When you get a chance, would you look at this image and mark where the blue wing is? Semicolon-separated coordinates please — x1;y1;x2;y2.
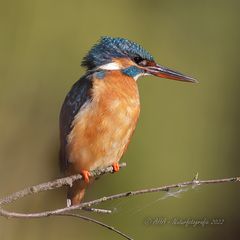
59;73;93;172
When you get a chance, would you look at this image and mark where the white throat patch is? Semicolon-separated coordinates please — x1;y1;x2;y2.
99;62;150;81
99;62;121;70
133;72;150;81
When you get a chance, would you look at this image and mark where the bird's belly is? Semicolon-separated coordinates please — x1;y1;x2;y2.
67;98;140;172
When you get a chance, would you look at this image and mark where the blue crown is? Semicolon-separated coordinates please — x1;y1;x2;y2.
81;36;154;70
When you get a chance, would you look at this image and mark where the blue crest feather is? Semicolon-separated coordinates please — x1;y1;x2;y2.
81;36;154;70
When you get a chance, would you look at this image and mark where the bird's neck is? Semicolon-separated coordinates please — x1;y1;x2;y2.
92;70;140;105
121;66;146;80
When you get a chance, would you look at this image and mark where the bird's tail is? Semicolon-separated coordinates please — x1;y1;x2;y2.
67;180;88;206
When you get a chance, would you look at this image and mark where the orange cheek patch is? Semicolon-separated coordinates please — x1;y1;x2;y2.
113;58;135;68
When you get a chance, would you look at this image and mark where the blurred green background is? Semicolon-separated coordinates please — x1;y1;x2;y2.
0;0;240;239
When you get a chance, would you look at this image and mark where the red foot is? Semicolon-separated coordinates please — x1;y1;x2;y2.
112;162;120;172
81;170;91;183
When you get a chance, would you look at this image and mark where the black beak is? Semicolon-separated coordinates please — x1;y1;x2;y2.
146;64;198;83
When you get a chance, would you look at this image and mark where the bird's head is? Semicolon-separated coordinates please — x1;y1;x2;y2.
82;36;197;83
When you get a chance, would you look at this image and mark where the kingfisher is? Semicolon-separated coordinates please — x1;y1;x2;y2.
59;36;197;206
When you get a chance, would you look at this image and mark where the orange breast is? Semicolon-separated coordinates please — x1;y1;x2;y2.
66;71;140;173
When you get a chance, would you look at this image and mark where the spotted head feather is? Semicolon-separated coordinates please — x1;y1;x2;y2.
81;36;154;70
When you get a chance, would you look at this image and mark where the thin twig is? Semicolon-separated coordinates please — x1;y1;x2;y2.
57;213;133;240
81;207;112;214
72;176;240;209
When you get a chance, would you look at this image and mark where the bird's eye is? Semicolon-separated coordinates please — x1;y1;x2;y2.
134;57;148;67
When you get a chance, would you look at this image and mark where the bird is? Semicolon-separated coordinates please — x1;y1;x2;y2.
59;36;197;206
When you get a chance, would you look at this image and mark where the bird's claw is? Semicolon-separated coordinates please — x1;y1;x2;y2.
81;170;91;183
112;163;120;172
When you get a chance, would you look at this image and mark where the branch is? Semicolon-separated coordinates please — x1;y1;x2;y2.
0;163;239;240
0;162;126;206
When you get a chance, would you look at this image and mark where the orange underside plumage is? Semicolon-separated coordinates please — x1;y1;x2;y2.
66;70;140;205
